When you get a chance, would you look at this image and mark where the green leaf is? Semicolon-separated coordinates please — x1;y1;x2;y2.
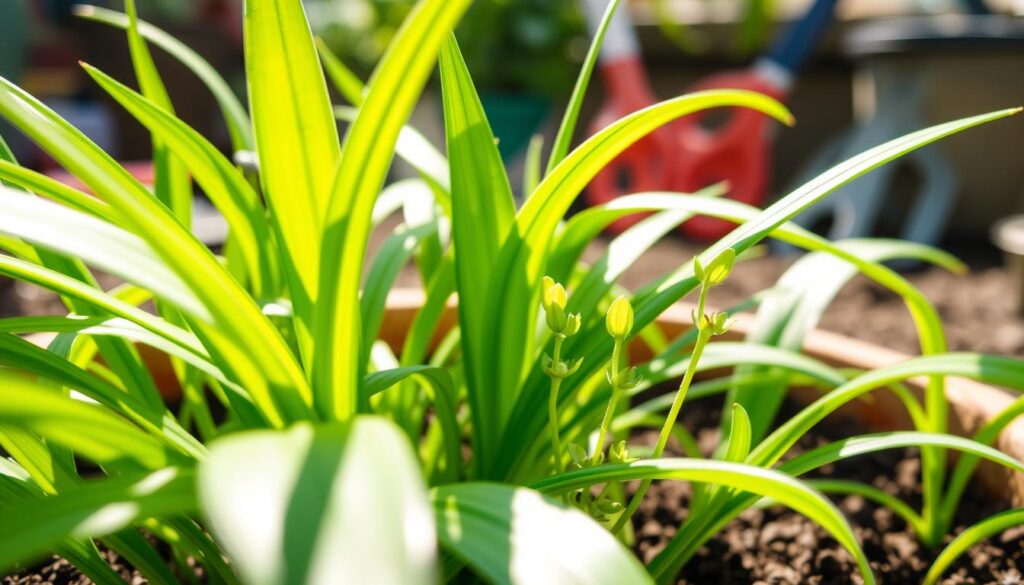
0;160;116;220
483;91;791;478
432;483;651;585
198;417;436;585
0;427;79;495
0;375;183;470
315;37;365;106
0;463;133;585
0;333;203;460
245;0;340;361
722;404;751;463
924;508;1024;585
123;0;191;223
651;354;1024;580
72;4;253;151
83;63;278;296
102;529;180;585
751;354;1024;471
779;431;1024;478
532;458;874;584
438;34;517;469
807;479;926;535
941;393;1024;530
365;365;460;483
313;0;471;421
0;77;312;427
546;0;625;173
728;238;960;444
0;186;204;317
360;223;438;374
0;256;201;354
0;467;195;572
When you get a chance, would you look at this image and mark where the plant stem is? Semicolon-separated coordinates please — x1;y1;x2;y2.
611;326;713;535
548;335;566;473
593;337;623;466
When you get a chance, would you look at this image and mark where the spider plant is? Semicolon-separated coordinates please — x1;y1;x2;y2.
0;0;1022;583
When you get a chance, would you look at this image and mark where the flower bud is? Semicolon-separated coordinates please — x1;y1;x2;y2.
541;276;569;333
605;296;633;339
699;248;736;288
541;276;567;311
564;313;582;336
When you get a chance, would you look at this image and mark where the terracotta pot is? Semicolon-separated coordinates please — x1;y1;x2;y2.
380;288;1024;506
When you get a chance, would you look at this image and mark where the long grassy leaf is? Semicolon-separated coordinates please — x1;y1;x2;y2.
245;0;340;362
0;77;312;426
0;160;116;220
313;0;471;421
0;186;204;317
0;467;195;572
438;34;517;469
924;508;1024;585
0;373;188;468
365;365;460;483
545;0;624;173
480;92;791;478
532;458;874;584
84;63;277;296
124;0;191;223
72;4;253;151
360;223;438;374
651;353;1024;579
727;239;961;443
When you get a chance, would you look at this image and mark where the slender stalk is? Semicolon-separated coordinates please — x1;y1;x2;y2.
548;335;566;472
612;326;713;534
593;338;624;466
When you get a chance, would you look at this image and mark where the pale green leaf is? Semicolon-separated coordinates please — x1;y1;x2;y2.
198;417;436;585
433;483;651;585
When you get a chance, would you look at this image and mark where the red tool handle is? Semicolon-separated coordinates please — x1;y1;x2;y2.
580;0;672;233
671;70;787;240
585;57;671;232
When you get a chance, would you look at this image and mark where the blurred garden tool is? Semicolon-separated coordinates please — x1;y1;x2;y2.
776;12;1024;255
673;0;839;240
581;0;673;232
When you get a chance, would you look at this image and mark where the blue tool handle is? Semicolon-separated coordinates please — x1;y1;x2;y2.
765;0;840;74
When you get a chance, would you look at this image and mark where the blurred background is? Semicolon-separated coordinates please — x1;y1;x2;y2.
3;0;1024;355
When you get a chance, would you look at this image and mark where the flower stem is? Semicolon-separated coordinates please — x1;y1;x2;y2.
593;337;623;466
548;336;566;473
611;325;713;535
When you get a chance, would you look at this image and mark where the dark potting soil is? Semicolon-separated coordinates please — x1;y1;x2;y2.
631;398;1024;584
4;551;143;585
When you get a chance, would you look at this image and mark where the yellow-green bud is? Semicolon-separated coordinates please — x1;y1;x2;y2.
542;276;567;311
605;296;633;339
541;276;569;332
564;313;582;337
694;249;736;288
